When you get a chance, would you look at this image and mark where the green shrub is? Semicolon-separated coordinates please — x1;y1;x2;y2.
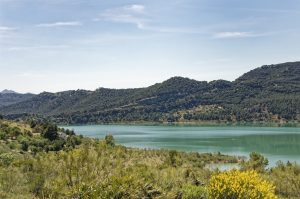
241;152;269;173
181;184;208;199
105;134;115;146
270;161;300;198
0;153;14;166
41;124;58;141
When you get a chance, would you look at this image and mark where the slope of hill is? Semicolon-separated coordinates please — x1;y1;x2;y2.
0;62;299;124
0;91;35;107
1;89;18;94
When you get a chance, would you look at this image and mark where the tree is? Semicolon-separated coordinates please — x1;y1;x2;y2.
241;152;269;173
105;134;115;147
41;124;58;141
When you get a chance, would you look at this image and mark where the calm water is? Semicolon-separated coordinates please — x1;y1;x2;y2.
62;125;300;167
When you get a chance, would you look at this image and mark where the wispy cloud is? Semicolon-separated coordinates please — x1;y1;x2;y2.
0;26;17;31
213;31;263;39
0;25;17;38
140;25;204;34
240;8;300;14
95;4;146;29
36;21;82;27
124;4;145;13
6;45;70;51
95;4;203;34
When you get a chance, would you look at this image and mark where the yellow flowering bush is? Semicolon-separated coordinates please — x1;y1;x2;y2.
208;170;277;199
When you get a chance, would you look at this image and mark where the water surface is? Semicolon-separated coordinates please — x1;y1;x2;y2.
62;125;300;167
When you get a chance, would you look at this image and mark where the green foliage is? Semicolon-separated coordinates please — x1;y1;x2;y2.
0;92;34;107
241;152;269;173
0;120;83;154
169;150;178;167
0;120;299;198
104;134;115;146
1;62;300;124
269;161;300;198
0;120;239;198
0;153;14;166
181;184;208;199
41;123;58;141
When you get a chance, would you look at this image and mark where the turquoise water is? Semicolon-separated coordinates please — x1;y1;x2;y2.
62;125;300;167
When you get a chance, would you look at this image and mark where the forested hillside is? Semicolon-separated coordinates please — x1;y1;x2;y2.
1;62;299;124
0;91;35;107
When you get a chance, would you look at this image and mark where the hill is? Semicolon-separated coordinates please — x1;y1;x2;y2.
0;91;35;107
1;89;18;94
0;62;299;124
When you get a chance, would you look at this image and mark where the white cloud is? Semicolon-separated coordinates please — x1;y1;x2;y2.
0;26;16;31
124;4;145;13
139;25;203;34
100;13;144;25
96;5;203;34
36;21;82;27
97;4;146;29
213;31;262;39
0;25;17;38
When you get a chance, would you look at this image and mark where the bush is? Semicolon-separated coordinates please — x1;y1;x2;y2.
0;132;7;140
169;150;178;167
105;134;115;146
208;170;277;199
41;124;58;141
241;152;269;173
270;161;300;198
0;153;14;166
181;184;208;199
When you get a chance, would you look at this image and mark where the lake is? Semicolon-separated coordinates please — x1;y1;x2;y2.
62;124;300;167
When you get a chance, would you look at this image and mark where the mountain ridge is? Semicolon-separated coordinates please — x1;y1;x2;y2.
1;89;18;94
0;61;299;124
0;91;35;107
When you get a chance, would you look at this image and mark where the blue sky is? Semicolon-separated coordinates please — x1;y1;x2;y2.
0;0;300;93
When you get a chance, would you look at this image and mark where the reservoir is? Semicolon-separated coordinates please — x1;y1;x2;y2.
63;124;300;167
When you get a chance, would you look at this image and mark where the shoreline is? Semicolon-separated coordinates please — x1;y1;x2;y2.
59;120;300;127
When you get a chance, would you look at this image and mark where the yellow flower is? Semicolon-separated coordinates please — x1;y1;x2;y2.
208;170;277;199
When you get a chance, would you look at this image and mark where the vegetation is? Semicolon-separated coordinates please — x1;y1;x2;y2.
241;152;269;173
0;119;299;198
0;62;299;124
269;161;300;198
208;170;277;199
0;118;81;154
0;91;34;107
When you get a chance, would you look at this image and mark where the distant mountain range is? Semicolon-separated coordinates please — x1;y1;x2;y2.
0;90;35;107
0;62;299;124
1;89;18;94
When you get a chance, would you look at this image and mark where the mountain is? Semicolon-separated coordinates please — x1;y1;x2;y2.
1;89;18;94
0;90;35;107
0;62;299;124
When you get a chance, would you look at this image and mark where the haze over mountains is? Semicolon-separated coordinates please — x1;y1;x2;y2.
0;62;299;124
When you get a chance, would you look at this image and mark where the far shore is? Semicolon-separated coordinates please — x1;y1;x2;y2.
59;120;300;127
